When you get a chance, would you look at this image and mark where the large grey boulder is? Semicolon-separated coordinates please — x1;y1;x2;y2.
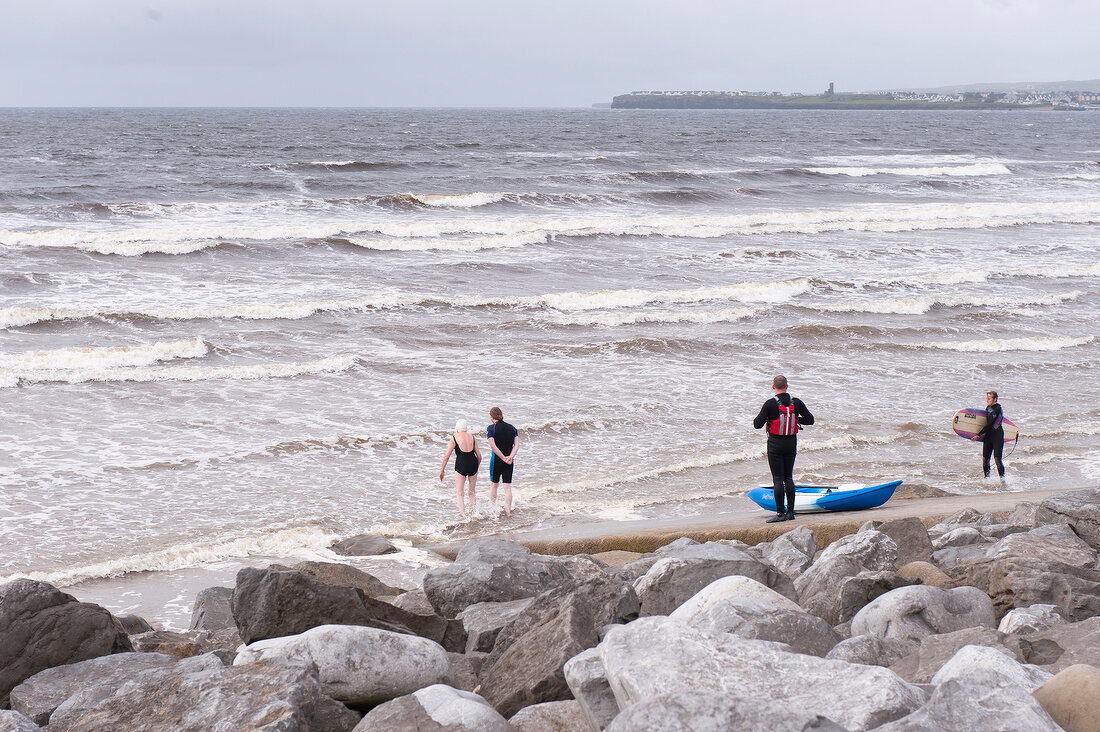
933;526;985;550
826;635;916;668
890;627;1029;683
670;576;839;656
933;544;993;570
234;624;452;707
604;691;846;732
1036;487;1100;550
563;648;619;731
850;585;995;645
9;652;181;725
927;508;984;538
508;700;590;732
129;627;242;659
456;598;532;653
759;525;817;580
1019;616;1100;673
389;589;434;615
189;586;236;631
352;684;508;731
986;524;1097;568
0;711;39;732
986;556;1100;621
795;530;900;624
931;645;1052;691
876;517;934;566
479;576;638;718
232;567;464;650
0;579;132;708
876;649;1061;731
423;539;571;619
998;604;1065;635
1032;664;1100;732
330;533;397;557
634;551;796;616
47;657;358;732
485;576;638;671
290;561;404;598
595;616;922;730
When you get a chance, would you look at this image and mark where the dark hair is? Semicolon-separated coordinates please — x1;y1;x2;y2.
987;390;998;400
773;375;788;390
489;406;503;420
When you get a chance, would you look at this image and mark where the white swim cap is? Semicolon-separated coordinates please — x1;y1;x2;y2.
454;419;468;433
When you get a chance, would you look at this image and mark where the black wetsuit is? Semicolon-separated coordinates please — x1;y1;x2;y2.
976;402;1005;478
753;394;815;514
452;437;480;477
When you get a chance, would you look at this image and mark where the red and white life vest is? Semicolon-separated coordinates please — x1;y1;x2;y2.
769;395;799;436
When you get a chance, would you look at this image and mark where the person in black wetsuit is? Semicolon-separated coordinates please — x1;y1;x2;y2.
439;419;481;517
486;406;520;516
753;375;814;523
971;390;1006;481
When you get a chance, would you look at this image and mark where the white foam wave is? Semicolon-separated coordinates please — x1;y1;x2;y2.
1010;262;1100;279
913;335;1095;352
553;306;764;327
0;525;341;587
409;192;506;208
0;337;208;370
347;231;546;252
7;199;1100;253
807;163;1012;177
806;291;1083;315
533;278;810;312
4;279;809;328
3;354;356;387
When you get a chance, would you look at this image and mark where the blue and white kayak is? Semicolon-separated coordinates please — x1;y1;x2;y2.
747;480;902;513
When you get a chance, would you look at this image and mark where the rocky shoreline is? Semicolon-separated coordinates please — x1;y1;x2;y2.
2;488;1098;731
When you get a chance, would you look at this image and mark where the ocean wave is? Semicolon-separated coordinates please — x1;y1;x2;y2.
409;192;507;208
1009;262;1100;279
911;335;1095;352
3;353;357;387
805;162;1012;177
802;291;1083;315
532;278;810;312
552;306;764;327
0;524;341;587
7;199;1100;255
0;337;208;370
346;231;547;252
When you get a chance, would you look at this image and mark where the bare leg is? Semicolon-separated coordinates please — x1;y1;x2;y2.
502;482;513;515
490;481;498;507
454;473;466;516
466;474;477;514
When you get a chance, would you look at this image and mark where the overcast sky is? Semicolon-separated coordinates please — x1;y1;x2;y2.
1;0;1096;107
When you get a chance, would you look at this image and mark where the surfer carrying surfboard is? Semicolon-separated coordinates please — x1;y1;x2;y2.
753;375;815;523
971;390;1007;480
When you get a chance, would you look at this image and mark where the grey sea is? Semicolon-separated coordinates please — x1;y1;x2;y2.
1;108;1098;626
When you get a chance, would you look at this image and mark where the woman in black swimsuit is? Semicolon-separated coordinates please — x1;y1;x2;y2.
439;419;481;517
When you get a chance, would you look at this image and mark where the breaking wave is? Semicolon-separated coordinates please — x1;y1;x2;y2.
2;353;357;388
911;335;1095;352
0;337;208;370
806;162;1012;177
802;291;1083;315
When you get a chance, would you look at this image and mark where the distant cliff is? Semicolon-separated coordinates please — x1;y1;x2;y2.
610;92;1049;110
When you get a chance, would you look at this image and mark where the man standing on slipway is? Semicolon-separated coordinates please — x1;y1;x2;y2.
487;407;519;515
753;375;814;523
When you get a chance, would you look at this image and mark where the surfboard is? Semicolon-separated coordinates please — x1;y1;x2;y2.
952;408;1018;442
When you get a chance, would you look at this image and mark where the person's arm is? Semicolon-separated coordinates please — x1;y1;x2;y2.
439;438;455;480
505;435;519;464
796;399;814;427
752;401;772;430
488;437;505;460
473;436;481;462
